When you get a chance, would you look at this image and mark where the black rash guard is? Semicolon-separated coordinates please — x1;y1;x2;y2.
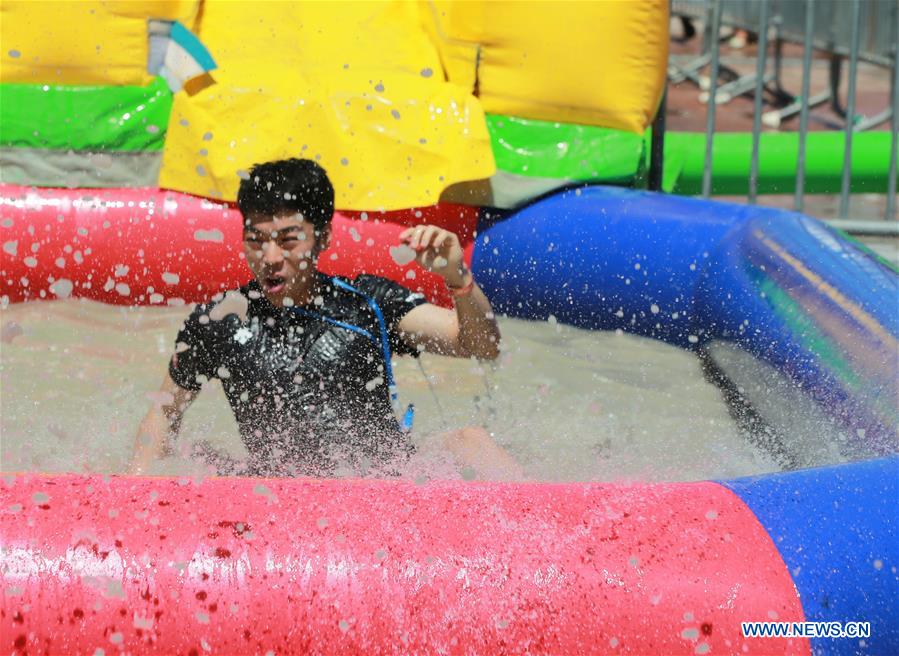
169;272;427;476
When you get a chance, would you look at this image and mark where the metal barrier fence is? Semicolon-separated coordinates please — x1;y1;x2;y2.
666;0;898;228
674;0;895;63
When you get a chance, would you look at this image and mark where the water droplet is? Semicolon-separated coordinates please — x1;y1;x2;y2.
194;229;224;243
49;278;73;299
389;244;416;266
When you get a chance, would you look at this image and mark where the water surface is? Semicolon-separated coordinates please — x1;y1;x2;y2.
1;298;778;481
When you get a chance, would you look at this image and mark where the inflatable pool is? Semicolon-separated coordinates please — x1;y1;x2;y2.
1;183;896;654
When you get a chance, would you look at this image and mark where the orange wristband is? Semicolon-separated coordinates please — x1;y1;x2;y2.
448;275;475;298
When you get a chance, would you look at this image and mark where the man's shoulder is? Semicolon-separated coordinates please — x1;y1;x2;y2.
344;274;425;305
183;282;259;331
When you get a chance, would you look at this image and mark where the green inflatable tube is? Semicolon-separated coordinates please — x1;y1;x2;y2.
0;78;892;198
486;114;645;184
0;78;171;152
665;131;893;196
487;115;893;196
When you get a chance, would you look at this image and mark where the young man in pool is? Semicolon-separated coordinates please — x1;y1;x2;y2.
129;158;520;479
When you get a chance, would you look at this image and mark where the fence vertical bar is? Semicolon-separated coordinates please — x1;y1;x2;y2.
702;0;723;198
887;2;898;221
648;89;667;192
749;0;771;204
839;0;861;219
794;0;815;212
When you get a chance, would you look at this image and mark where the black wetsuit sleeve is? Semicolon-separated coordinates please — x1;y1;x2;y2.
168;304;219;391
355;275;428;357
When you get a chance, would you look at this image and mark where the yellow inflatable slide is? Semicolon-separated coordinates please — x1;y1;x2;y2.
1;0;668;210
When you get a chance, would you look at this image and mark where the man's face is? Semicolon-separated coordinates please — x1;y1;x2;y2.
242;211;330;307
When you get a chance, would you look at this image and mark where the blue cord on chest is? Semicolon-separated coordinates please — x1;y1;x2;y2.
286;277;414;432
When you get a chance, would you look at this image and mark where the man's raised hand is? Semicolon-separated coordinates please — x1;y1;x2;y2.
398;224;469;288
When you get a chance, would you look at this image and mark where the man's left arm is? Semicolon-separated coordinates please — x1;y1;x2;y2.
395;225;500;361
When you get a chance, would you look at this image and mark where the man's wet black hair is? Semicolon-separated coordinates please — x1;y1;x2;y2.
237;158;335;232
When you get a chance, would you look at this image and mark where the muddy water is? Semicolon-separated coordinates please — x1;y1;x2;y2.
0;298;778;482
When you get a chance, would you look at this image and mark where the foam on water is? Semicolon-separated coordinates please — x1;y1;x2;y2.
0;298;779;481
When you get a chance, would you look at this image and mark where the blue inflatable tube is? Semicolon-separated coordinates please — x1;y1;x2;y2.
474;186;897;457
474;186;898;654
475;187;735;346
722;456;899;655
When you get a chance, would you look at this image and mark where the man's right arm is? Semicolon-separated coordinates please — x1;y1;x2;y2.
129;373;198;475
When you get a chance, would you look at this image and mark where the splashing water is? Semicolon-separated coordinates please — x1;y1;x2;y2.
0;299;779;481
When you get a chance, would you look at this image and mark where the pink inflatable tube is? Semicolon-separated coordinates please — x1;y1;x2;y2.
0;185;477;308
2;474;808;655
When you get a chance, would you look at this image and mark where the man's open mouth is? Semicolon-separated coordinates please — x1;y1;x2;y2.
263;274;286;293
